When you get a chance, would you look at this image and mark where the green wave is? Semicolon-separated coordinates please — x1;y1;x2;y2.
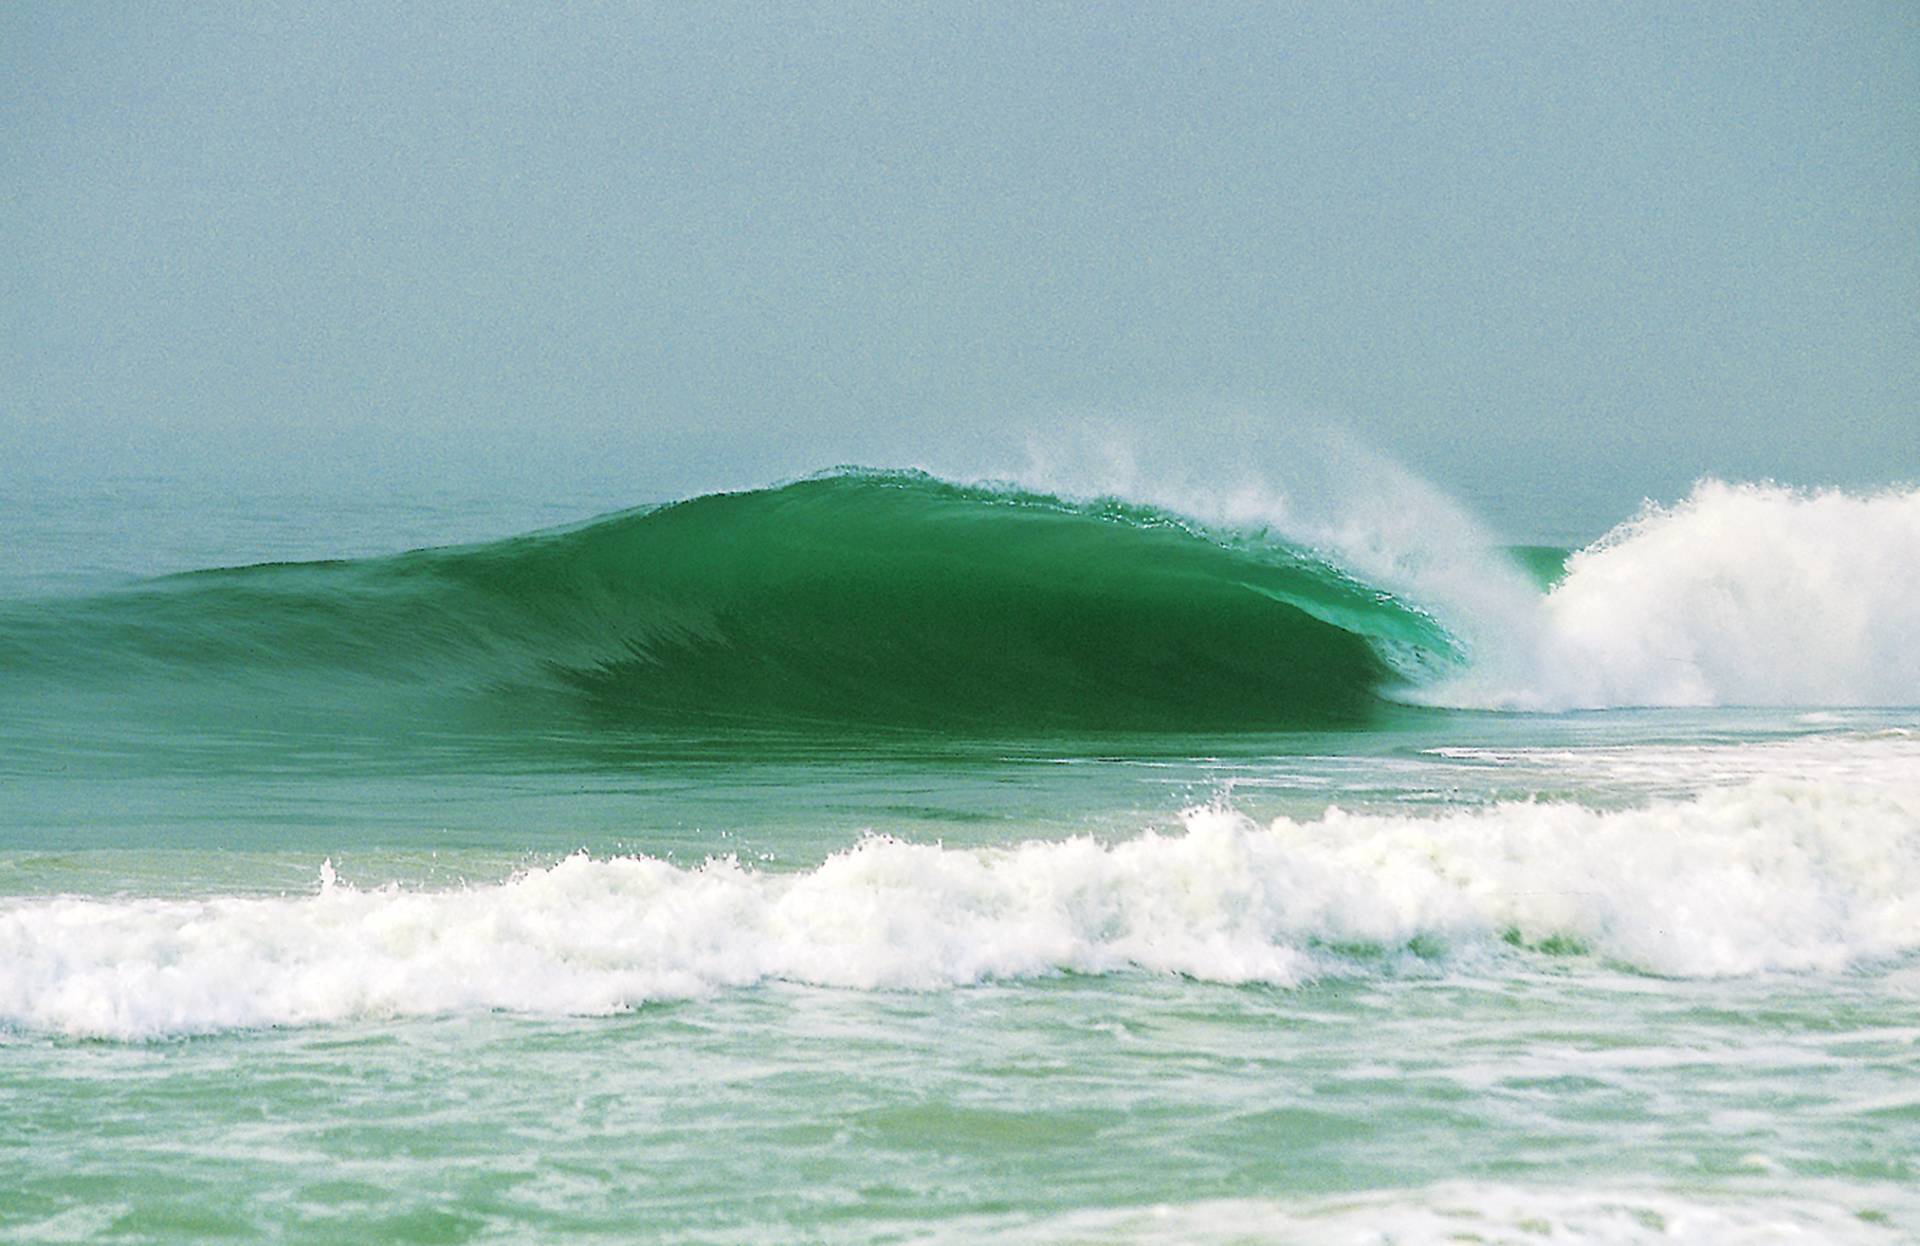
0;470;1461;732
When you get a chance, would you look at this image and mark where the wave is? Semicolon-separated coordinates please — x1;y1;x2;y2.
0;469;1456;731
3;470;1915;733
981;456;1920;712
1433;480;1920;711
6;776;1915;1038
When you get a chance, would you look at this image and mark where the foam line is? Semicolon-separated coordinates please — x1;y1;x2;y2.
5;776;1915;1038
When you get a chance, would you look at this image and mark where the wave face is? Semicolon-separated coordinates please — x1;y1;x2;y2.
5;776;1915;1038
0;470;1454;731
4;470;1914;730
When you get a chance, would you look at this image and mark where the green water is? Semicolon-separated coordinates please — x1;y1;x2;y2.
3;472;1917;1243
10;968;1915;1242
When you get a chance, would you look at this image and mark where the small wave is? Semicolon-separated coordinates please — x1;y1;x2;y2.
5;777;1914;1039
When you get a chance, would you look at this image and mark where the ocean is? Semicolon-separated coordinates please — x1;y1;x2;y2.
2;466;1916;1244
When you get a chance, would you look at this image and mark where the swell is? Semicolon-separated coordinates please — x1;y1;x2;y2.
0;470;1457;733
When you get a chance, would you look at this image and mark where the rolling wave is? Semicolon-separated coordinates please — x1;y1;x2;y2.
6;776;1914;1038
2;470;1914;733
0;470;1455;731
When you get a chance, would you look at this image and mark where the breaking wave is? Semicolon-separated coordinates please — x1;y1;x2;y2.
0;469;1453;731
2;471;1915;735
1436;480;1920;710
5;776;1915;1038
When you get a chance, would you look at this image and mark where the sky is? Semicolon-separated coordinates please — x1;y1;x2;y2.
4;2;1916;537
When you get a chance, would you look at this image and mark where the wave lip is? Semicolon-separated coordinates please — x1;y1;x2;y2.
5;776;1915;1039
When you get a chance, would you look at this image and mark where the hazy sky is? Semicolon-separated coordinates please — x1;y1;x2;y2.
5;2;1916;534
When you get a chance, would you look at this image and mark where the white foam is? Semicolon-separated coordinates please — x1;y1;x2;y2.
5;776;1917;1038
986;428;1920;709
997;417;1546;657
1425;731;1920;796
1435;480;1920;710
925;1183;1912;1245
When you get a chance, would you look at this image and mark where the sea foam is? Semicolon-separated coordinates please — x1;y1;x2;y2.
1000;436;1920;711
927;1183;1913;1245
1437;481;1920;710
4;776;1916;1039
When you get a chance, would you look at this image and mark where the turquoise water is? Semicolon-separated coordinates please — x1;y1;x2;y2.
3;470;1918;1243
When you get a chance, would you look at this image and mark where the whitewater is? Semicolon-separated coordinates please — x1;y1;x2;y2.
8;769;1919;1040
3;468;1917;1244
1450;480;1920;710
